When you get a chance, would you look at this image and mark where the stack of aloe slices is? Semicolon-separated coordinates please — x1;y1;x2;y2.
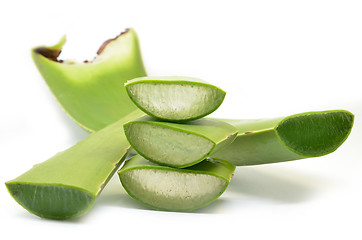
120;76;237;211
5;29;355;220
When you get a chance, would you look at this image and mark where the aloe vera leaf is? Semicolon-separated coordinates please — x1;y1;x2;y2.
32;28;146;132
5;110;143;219
118;155;235;211
124;116;238;168
125;76;226;122
211;110;354;166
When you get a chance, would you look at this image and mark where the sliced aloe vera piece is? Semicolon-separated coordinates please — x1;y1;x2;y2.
5;111;143;219
125;76;226;122
124;116;238;168
118;155;235;211
212;110;354;166
32;28;146;132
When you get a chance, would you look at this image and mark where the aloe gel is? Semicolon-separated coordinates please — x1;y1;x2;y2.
118;155;235;211
212;110;354;166
125;76;226;122
124;116;238;168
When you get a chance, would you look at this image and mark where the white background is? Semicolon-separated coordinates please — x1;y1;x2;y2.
1;0;361;239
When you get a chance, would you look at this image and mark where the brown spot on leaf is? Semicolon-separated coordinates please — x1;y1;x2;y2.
96;28;130;55
227;134;233;139
100;183;105;190
35;28;131;64
244;131;253;134
34;47;62;62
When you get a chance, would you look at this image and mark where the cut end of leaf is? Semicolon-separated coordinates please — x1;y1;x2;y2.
6;182;94;219
118;156;232;211
121;169;226;211
276;110;354;157
124;121;215;168
125;76;226;122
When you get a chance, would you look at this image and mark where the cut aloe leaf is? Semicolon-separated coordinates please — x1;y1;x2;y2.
32;28;146;132
5;111;143;219
118;155;235;211
124;116;238;168
125;76;226;122
212;110;354;166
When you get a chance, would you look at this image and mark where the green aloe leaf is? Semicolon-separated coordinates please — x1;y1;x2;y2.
5;111;143;219
32;28;146;132
118;155;235;212
212;110;354;166
125;76;226;122
124;116;238;168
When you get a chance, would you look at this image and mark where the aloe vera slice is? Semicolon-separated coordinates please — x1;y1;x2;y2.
118;155;235;211
124;116;238;168
125;76;226;122
32;28;146;132
5;111;143;219
211;110;354;166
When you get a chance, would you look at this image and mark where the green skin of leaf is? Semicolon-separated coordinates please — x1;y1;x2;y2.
31;28;147;132
5;110;144;219
21;31;353;216
125;76;226;122
118;155;235;211
211;110;354;166
124;116;238;168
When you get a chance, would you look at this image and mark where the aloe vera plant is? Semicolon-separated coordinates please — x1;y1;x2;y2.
118;155;235;211
124;116;238;168
32;28;146;132
5;111;143;219
125;76;226;122
7;26;355;219
212;110;354;166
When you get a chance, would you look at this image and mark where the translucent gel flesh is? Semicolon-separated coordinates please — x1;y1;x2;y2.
121;169;226;211
127;82;224;121
126;123;214;167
